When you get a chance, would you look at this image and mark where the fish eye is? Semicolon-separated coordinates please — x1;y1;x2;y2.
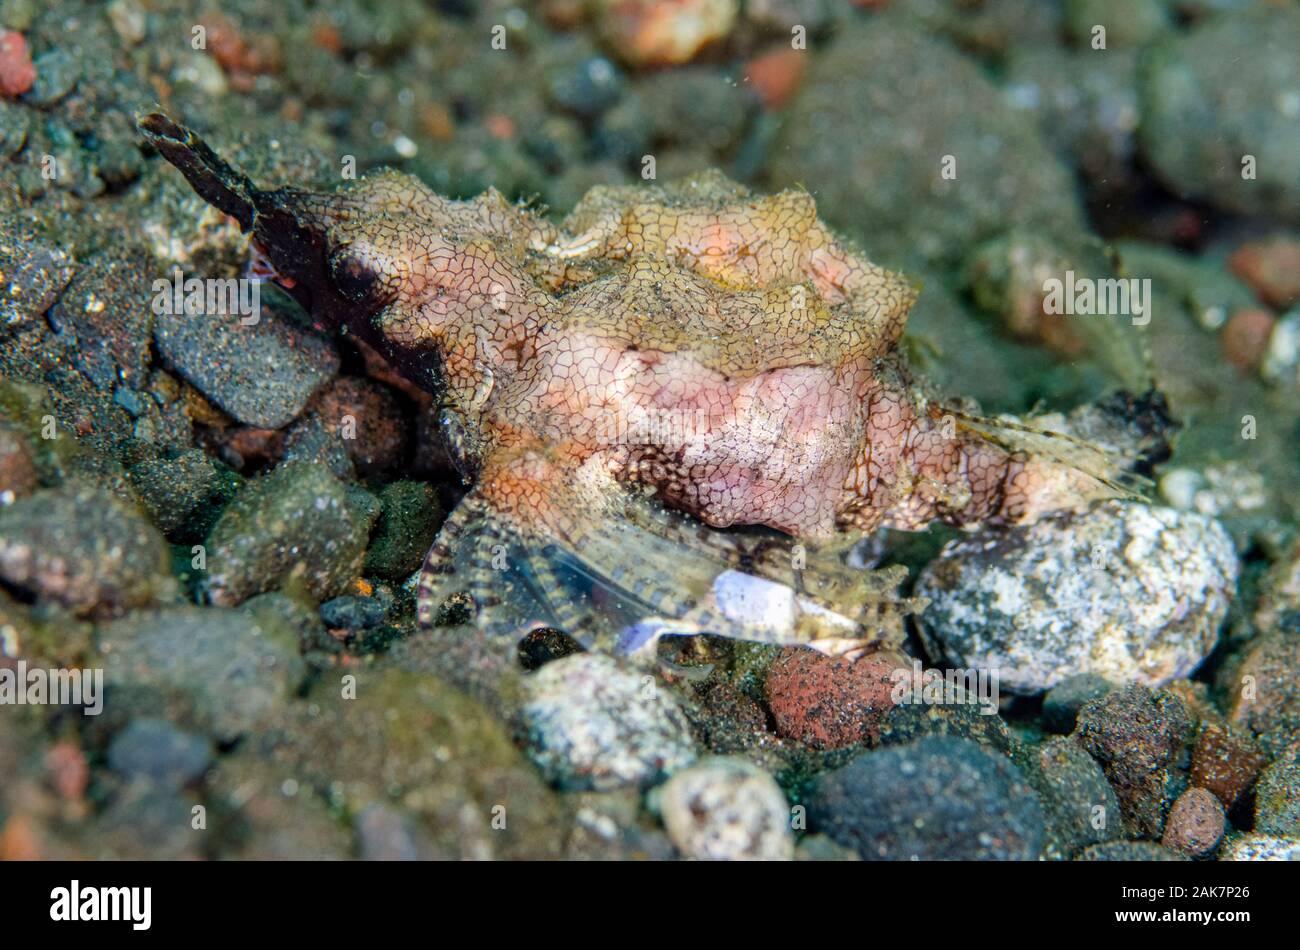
438;407;476;483
438;407;464;437
329;245;383;303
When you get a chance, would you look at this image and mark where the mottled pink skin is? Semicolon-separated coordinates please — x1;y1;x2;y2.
352;210;1055;539
503;335;869;535
483;325;1026;540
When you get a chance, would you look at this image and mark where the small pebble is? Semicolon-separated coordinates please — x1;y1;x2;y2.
654;757;793;861
1189;721;1267;810
1161;787;1224;857
0;97;28;156
1029;737;1121;857
25;48;78;105
204;462;377;606
1221;308;1275;374
320;593;389;631
1220;834;1300;862
1228;237;1300;310
354;804;431;861
289;377;408;476
1042;674;1114;735
43;740;89;802
107;718;213;790
126;449;241;541
744;46;806;110
1226;633;1300;757
516;626;584;671
520;653;697;791
106;0;147;46
1254;747;1300;837
548;55;623;118
763;648;899;750
1262;309;1300;385
594;0;737;68
153;304;338;430
0;421;38;503
0;484;173;618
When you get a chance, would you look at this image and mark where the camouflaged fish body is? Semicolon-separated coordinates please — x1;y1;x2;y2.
139;114;1130;660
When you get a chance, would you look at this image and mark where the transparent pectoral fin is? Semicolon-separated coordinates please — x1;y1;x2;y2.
416;482;917;665
949;405;1151;502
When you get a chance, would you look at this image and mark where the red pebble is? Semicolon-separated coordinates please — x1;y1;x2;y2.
764;648;901;749
1161;786;1224;857
1221;308;1275;374
1190;721;1267;809
44;741;89;802
0;30;36;98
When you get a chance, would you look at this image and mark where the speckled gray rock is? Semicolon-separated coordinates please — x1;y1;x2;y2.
1063;0;1170;48
1220;834;1300;862
1004;46;1140;192
1073;683;1192;838
1025;737;1121;858
203;462;376;606
239;669;566;859
521;654;697;791
363;481;443;581
1255;747;1300;837
653;757;793;861
1042;673;1115;734
769;14;1086;271
1137;6;1300;221
45;251;153;389
808;736;1045;861
107;718;213;790
127;448;241;540
0;484;174;618
97;605;304;742
153;303;338;429
0;237;75;326
917;501;1238;695
1078;841;1189;861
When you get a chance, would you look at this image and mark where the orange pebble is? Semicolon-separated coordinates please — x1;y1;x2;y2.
311;21;343;55
1229;238;1300;310
485;114;517;141
0;29;36;98
745;46;806;109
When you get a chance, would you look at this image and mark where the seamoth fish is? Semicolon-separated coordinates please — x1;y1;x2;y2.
138;113;1167;665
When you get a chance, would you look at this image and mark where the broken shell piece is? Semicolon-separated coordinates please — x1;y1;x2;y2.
615;568;860;659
